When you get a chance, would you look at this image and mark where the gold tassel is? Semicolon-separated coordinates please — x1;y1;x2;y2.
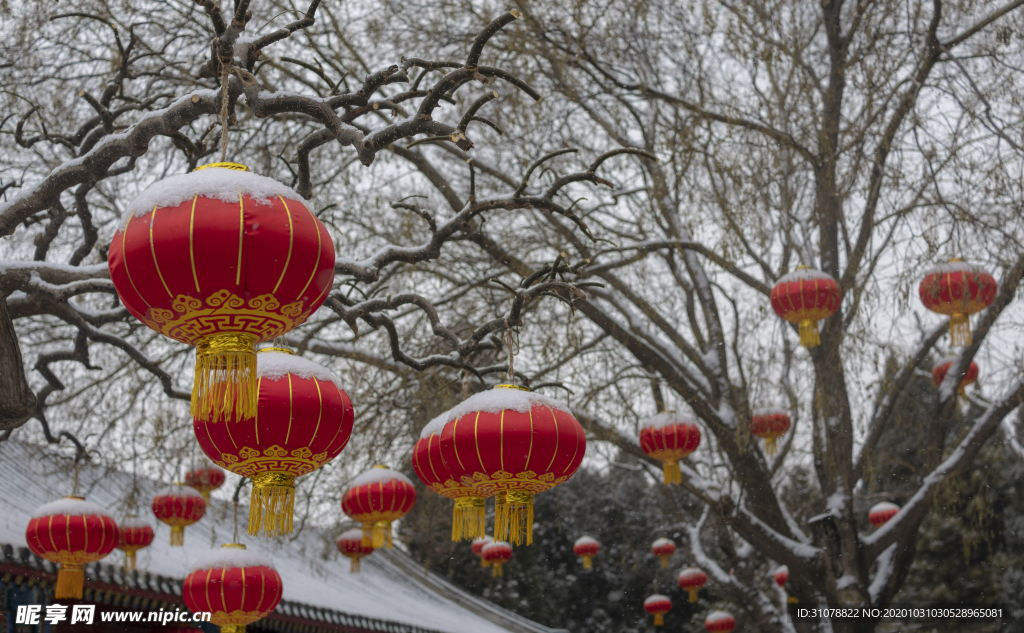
494;491;534;546
662;461;682;485
191;333;258;420
798;319;821;348
170;526;184;546
369;521;392;549
659;555;669;569
654;614;664;626
950;313;971;347
55;564;85;599
481;557;491;568
124;549;137;572
788;596;799;604
200;490;212;503
350;556;361;574
248;472;295;537
492;562;503;578
765;436;779;457
582;556;593;570
452;497;486;541
687;587;698;603
221;626;246;633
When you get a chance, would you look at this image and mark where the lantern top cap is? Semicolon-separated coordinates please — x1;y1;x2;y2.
32;496;110;518
679;566;706;576
259;346;295;355
752;407;789;418
870;501;900;512
222;543;246;549
574;535;600;546
419;411;450;439
435;383;570;428
64;495;86;501
705;611;735;622
495;384;530;392
640;410;696;430
347;465;413;490
120;516;152;529
156;484;205;500
776;267;836;284
190;544;275;573
644;594;671;605
193;162;250;172
338;528;365;541
922;259;993;277
472;535;495;545
652;537;674;547
256;350;343;389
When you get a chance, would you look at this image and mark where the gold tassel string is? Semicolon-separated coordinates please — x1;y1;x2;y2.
659;555;669;569
765;436;780;457
492;562;503;578
372;521;392;549
950;313;971;347
798;319;821;348
350;556;361;574
481;557;491;568
582;556;593;570
124;548;138;572
654;613;664;626
495;491;534;546
452;497;486;541
662;461;682;485
55;564;85;599
248;472;295;537
170;526;185;546
192;334;258;420
687;587;698;603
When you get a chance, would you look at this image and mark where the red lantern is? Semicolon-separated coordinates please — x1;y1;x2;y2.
482;541;513;577
644;594;671;627
195;348;354;537
639;412;700;485
774;564;789;587
117;516;155;571
109;163;336;421
185;464;226;502
919;260;997;347
183;544;283;633
151;484;206;546
705;611;736;632
471;536;494;567
412;414;486;541
341;466;417;549
678;566;708;603
749;409;791;457
26;497;118;599
932;355;979;397
770;267;842;348
868;502;899;527
336;528;374;573
438;385;586;546
651;537;676;568
573;536;600;570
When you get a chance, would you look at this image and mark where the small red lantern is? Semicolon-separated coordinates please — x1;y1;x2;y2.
152;484;206;546
438;385;586;546
117;516;155;571
644;594;671;627
336;528;374;573
194;349;354;537
932;355;979;397
705;611;736;632
341;466;417;549
868;502;899;527
678;566;708;603
573;536;600;570
472;536;494;567
651;537;676;568
639;412;701;485
412;414;486;541
26;497;118;599
482;541;513;577
919;260;997;347
109;163;336;422
770;267;842;348
184;464;226;503
750;409;791;457
774;564;789;587
183;544;283;633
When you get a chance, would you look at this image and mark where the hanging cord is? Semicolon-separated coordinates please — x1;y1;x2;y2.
502;320;519;384
216;44;258;163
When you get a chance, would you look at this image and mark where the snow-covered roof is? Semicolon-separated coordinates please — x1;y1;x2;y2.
257;350;343;389
0;441;562;633
439;386;569;427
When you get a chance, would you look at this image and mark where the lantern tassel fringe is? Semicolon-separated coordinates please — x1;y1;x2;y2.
124;550;137;572
481;558;490;568
363;521;392;549
687;587;698;603
492;562;503;578
950;314;971;347
248;474;295;537
765;436;779;457
798;319;821;348
582;556;593;570
659;556;669;569
170;526;185;547
349;557;361;574
56;564;85;600
495;492;534;546
221;626;246;633
662;461;682;485
654;614;664;626
451;497;486;542
192;334;258;420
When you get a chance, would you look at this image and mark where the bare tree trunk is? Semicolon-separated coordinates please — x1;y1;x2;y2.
0;297;36;430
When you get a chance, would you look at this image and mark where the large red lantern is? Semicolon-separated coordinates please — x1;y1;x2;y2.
644;594;671;627
705;611;736;632
109;163;336;422
336;528;374;573
639;412;701;485
151;484;206;546
919;260;997;347
185;464;226;503
195;348;354;537
573;536;600;569
651;537;676;568
678;566;708;603
749;408;791;457
341;466;417;549
868;502;899;527
770;267;842;348
774;564;789;587
482;541;512;577
438;385;586;546
932;355;979;397
183;544;283;633
471;536;494;567
117;516;155;571
412;414;486;541
26;497;118;599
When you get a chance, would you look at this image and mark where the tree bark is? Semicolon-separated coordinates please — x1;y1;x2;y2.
0;297;36;430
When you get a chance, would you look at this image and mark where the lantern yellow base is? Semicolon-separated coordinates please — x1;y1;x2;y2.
659;555;669;569
788;596;799;603
654;614;664;626
56;564;85;599
452;497;486;542
662;460;682;485
481;557;491;568
363;521;393;549
192;333;258;421
123;548;138;572
798;319;821;348
687;587;698;603
950;313;971;347
495;491;534;546
764;435;780;457
248;472;295;537
581;556;593;569
492;562;504;577
221;626;246;633
349;556;362;574
170;526;185;546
